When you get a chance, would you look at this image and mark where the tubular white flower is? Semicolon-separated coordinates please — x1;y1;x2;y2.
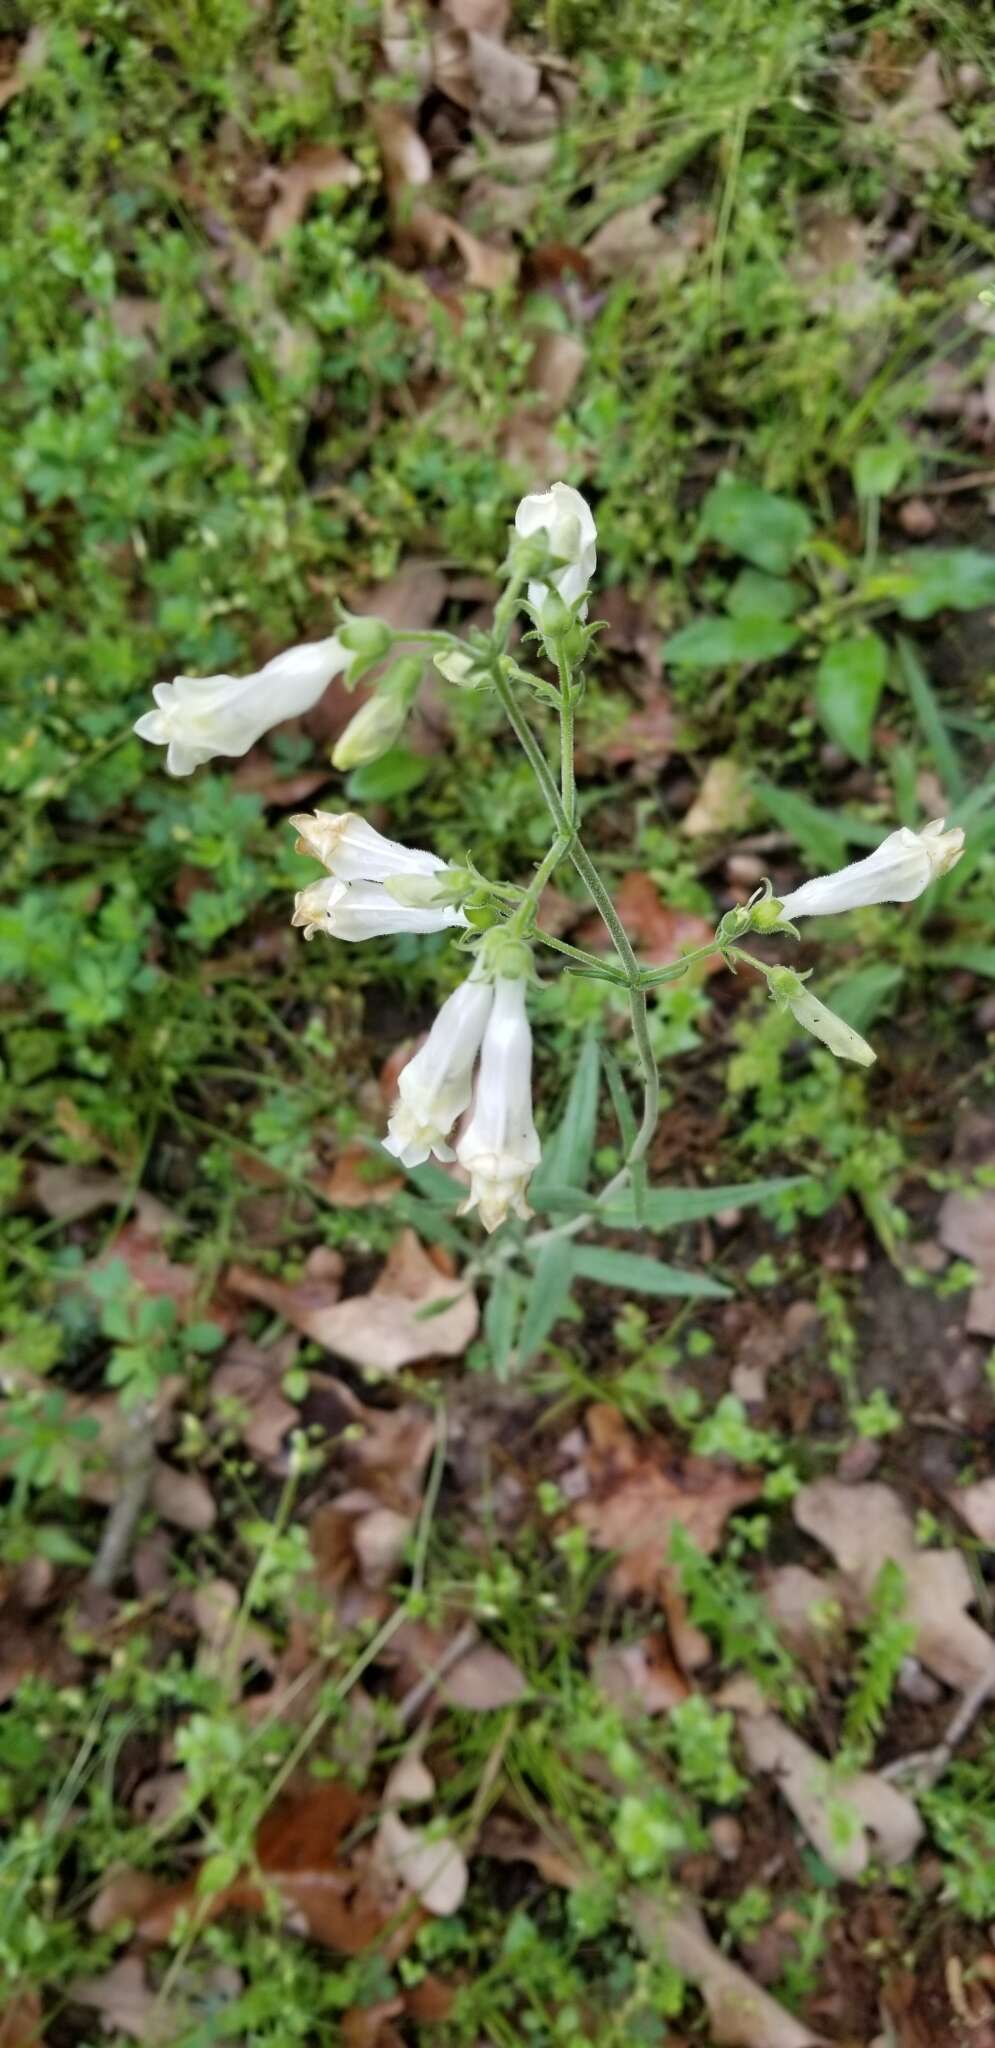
383;973;495;1168
779;819;965;921
456;976;540;1232
515;481;597;621
292;878;468;943
134;637;348;777
770;969;876;1067
290;811;444;885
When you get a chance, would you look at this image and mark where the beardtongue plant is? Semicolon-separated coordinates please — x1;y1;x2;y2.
135;483;966;1361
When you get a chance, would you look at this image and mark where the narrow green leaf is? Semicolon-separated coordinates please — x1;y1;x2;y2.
601;1045;637;1156
570;1245;730;1299
897;637;965;802
517;1241;577;1364
828;963;904;1032
700;481;812;573
600;1175;809;1230
895;548;995;621
529;1184;592;1217
663;615;799;669
936;946;995;980
484;1269;525;1378
405;1160;464;1209
532;1033;600;1199
814;632;888;765
752;779;849;868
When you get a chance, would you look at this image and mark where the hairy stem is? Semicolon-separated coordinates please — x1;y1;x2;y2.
492;664;660;1174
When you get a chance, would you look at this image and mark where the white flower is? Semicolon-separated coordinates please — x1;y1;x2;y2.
456;976;540;1231
383;973;495;1168
514;481;597;621
134;637;348;776
290;811;467;942
290;810;444;885
779;819;965;922
291;878;467;943
770;969;876;1067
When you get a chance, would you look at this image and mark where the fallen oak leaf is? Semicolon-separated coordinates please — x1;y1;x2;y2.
573;1403;760;1599
319;1142;403;1208
950;1477;995;1547
136;1780;397;1956
28;1163;177;1234
630;1894;825;2048
292;1231;478;1377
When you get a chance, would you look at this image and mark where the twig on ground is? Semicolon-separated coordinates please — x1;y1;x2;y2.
881;1659;995;1790
87;1404;157;1593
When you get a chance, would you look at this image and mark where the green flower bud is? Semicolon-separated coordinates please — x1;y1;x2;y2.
382;869;472;909
331;656;423;771
434;647;487;689
751;896;788;933
337;616;394;658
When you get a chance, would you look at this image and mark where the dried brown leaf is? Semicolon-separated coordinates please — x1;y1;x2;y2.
598;698;676;779
0;25;48;114
0;1989;44;2048
374;1811;468;1915
137;1780;395;1955
149;1462;217;1533
391;1619;526;1707
584;201;709;284
737;1709;922;1878
631;1894;824;2046
788;203;887;323
575;1404;761;1600
29;1163;177;1233
442;0;510;33
70;1956;172;2045
320;1142;403;1208
261;144;361;247
939;1185;995;1273
574;873;719;972
950;1477;995;1548
681;758;750;837
466;31;543;133
88;1868;169;1936
478;1814;585;1888
210;1337;299;1469
528;330;586;412
291;1230;478;1377
795;1479;995;1691
590;1633;690;1714
373;105;434;202
226;1249;344;1344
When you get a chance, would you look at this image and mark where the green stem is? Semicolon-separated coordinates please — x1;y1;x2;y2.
492;665;660;1175
556;649;576;828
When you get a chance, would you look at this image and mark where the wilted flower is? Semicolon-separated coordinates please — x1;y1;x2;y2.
290;811;467;942
456;976;541;1231
778;819;965;922
514;482;597;623
769;967;876;1066
383;972;495;1168
134;637;348;777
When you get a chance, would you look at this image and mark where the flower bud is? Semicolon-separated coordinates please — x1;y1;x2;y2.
768;966;876;1067
434;647;487;689
331;656;423;770
381;869;471;909
750;897;788;933
337;616;394;658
